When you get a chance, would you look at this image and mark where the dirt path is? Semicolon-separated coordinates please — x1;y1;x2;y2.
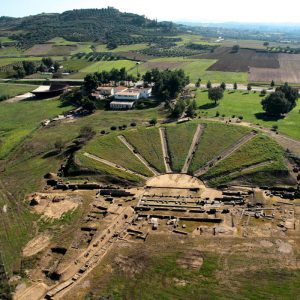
194;132;257;177
159;127;172;173
22;234;51;257
83;152;147;179
118;135;159;176
181;124;204;174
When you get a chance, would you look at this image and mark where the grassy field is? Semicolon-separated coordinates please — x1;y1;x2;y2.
69;60;137;78
220;38;300;50
47;37;78;45
0;37;15;43
0;56;46;67
0;98;73;159
96;43;149;53
136;57;248;83
204;134;287;185
61;58;94;72
165;123;198;172
0;46;23;56
174;34;216;46
82;133;153;177
76;151;143;183
123;127;165;173
0;83;36;99
189;122;250;173
66;236;300;300
196;89;300;140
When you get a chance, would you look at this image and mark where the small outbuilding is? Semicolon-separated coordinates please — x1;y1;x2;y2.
110;101;135;110
31;83;68;99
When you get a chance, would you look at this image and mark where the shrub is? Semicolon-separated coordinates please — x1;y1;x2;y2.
111;126;117;131
130;122;137;127
260;89;267;96
101;130;106;135
79;126;95;140
149;118;157;126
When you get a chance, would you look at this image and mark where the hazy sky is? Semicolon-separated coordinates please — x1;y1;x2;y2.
1;0;300;23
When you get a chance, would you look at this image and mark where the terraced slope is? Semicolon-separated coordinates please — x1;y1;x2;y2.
83;134;153;177
189;123;251;173
203;134;287;185
165;123;198;173
122;128;165;173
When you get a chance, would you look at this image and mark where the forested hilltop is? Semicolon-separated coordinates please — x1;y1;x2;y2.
0;7;180;47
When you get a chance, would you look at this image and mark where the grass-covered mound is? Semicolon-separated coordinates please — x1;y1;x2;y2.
165;123;198;173
75;151;143;184
203;134;288;186
123;127;165;173
80;133;153;177
189;122;251;173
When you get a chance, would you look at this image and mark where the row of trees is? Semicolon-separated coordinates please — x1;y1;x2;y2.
9;57;60;79
143;68;190;101
83;67;136;93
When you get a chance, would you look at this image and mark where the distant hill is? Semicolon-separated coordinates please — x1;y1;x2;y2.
0;7;180;48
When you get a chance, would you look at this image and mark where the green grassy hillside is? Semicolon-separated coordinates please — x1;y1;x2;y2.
123;127;165;173
82;133;153;177
189;122;250;173
203;134;287;185
165;123;198;172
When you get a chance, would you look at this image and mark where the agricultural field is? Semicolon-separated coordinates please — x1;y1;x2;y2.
198;48;279;72
0;56;48;67
220;38;300;49
123;127;165;173
61;58;94;72
203;134;287;185
82;133;153;177
250;54;300;84
0;46;23;56
189;122;250;173
96;43;149;53
47;37;78;45
165;123;198;172
0;98;73;159
24;44;78;56
174;34;216;46
136;57;248;83
195;90;300;140
69;59;137;78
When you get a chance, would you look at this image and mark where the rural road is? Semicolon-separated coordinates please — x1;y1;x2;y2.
187;83;276;93
187;83;300;94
